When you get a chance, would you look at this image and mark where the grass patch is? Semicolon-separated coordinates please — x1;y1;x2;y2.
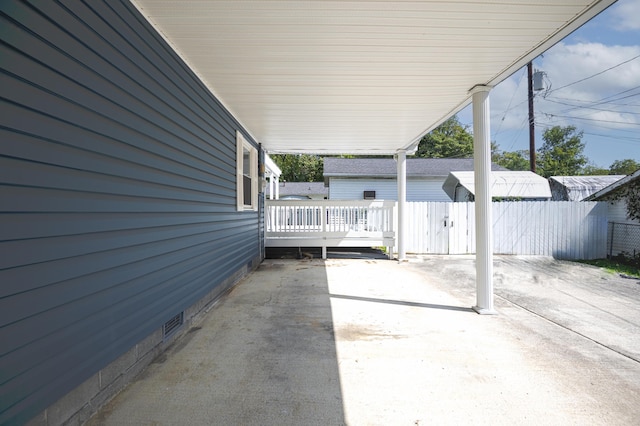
575;258;640;278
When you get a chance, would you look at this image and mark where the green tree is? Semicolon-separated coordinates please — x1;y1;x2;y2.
628;182;640;222
270;154;324;182
415;115;474;158
581;164;609;175
536;125;588;178
609;159;640;175
492;149;530;171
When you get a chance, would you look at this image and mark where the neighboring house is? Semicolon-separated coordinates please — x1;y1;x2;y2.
266;181;328;200
549;175;625;201
584;169;640;257
585;169;640;225
323;158;507;201
442;171;552;201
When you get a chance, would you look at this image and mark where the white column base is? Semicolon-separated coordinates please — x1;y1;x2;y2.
472;306;497;315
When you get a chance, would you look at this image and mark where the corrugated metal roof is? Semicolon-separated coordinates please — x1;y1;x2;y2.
323;158;506;178
132;0;614;155
585;169;640;200
549;175;625;201
442;171;551;200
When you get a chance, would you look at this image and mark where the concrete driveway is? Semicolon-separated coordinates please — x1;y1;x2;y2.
88;255;640;425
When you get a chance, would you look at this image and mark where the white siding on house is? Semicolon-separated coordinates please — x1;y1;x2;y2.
409;179;451;201
607;200;639;225
329;178;450;201
329;178;396;200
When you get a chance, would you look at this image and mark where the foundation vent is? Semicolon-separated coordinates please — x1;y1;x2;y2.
163;312;184;339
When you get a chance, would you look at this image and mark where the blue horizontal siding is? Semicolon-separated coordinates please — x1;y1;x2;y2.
0;1;262;424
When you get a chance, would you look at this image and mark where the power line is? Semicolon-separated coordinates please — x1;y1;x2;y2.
544;98;640;116
492;55;640;158
539;113;640;127
546;88;640;105
582;132;640;143
494;68;527;138
543;88;640;114
546;53;640;94
589;85;640;104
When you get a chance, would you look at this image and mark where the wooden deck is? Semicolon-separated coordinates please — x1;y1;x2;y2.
265;199;396;259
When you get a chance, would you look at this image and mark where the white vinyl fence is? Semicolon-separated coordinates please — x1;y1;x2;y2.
405;201;608;259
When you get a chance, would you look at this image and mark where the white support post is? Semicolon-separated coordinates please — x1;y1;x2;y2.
275;177;280;200
471;85;496;314
397;149;407;261
269;175;274;200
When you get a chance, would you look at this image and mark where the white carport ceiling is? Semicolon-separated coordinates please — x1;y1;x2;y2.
132;0;615;155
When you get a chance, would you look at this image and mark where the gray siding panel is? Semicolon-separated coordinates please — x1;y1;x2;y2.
1;1;261;424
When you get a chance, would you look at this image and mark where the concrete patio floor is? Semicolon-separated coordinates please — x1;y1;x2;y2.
87;255;640;425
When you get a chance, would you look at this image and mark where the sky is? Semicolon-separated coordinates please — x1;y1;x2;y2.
458;0;640;169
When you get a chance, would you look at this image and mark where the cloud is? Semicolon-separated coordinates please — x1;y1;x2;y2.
537;42;640;129
488;42;640;136
460;2;640;166
610;0;640;31
541;42;640;90
489;73;528;132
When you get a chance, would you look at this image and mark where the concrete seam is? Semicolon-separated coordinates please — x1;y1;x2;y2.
495;293;640;364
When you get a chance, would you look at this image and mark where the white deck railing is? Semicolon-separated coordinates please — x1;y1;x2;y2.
265;199;396;258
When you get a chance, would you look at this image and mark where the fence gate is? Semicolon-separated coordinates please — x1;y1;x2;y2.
448;202;473;254
407;202;466;254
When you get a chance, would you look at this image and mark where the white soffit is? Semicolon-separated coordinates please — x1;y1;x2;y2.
132;0;615;155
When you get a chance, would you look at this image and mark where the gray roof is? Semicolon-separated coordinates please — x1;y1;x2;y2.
266;181;328;197
549;175;625;201
323;158;507;179
584;169;640;201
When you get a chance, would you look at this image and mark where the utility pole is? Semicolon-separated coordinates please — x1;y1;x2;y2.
527;62;536;173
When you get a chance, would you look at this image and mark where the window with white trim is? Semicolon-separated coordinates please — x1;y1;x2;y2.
236;131;258;211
